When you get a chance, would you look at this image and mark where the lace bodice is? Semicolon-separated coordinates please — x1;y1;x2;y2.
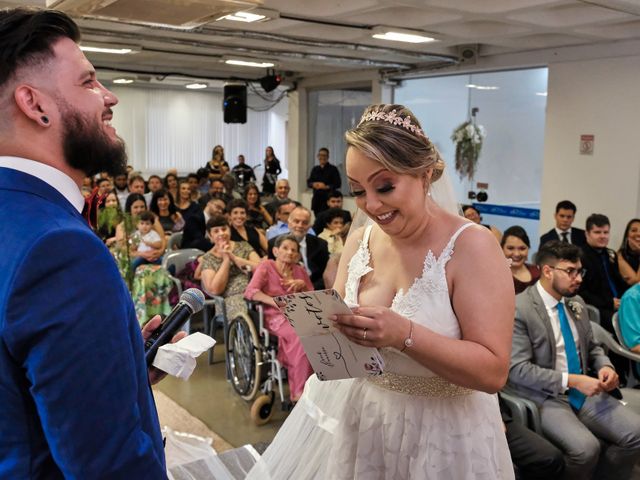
345;222;474;376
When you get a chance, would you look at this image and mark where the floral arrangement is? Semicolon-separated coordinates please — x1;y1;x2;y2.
451;121;485;180
567;300;583;320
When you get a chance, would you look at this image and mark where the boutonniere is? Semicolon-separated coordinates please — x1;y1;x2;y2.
607;249;616;263
567;300;583;320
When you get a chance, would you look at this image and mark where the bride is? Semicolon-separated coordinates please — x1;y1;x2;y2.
247;104;515;479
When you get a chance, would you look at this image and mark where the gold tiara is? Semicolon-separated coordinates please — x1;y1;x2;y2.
358;109;427;139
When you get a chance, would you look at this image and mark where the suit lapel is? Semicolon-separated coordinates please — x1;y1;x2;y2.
565;299;588;371
529;287;558;365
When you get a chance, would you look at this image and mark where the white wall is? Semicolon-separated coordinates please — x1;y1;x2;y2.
110;86;287;177
541;55;640;248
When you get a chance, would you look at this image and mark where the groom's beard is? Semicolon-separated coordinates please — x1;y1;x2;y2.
59;102;127;177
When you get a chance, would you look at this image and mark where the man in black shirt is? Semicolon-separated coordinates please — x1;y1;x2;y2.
579;213;628;333
307;147;341;216
312;190;352;234
231;154;255;191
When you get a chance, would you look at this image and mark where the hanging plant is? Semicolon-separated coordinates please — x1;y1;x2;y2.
451;121;485;180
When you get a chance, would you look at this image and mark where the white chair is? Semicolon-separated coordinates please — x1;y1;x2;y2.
585;303;601;325
607;313;640;387
591;321;640;407
167;232;183;251
162;248;206;334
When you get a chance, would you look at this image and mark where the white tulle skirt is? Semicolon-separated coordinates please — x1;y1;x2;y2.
246;375;514;479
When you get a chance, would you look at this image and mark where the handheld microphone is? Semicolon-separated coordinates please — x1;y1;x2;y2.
144;288;205;366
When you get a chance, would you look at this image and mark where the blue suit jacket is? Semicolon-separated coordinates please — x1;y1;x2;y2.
0;168;166;478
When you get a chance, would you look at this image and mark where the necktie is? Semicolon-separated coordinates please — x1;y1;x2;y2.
560;231;569;243
300;239;311;275
557;302;586;410
600;253;619;298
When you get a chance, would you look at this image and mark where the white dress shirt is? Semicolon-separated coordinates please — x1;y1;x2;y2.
536;281;581;390
0;156;84;213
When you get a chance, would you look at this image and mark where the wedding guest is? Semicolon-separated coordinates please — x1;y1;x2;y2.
618;218;640;286
231;154;256;191
175;179;201;221
502;226;540;294
149;189;184;234
199;215;260;320
227;199;268;257
262;146;281;195
163;172;179;204
244;234;314;402
463;204;501;242
307;147;341;216
539;200;586;247
244;183;272;230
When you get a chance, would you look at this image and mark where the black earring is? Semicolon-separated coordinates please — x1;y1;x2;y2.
41;115;49;124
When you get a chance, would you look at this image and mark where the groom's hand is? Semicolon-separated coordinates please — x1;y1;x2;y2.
568;374;603;397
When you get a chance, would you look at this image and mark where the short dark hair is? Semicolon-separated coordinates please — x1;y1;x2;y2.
274;233;300;250
535;240;581;267
187;173;199;181
586;213;609;232
138;211;155;223
147;174;162;183
318;147;329;156
226;198;248;213
124;193;146;213
0;8;80;89
276;199;295;214
128;174;145;187
149;188;177;215
324;208;345;224
501;226;530;248
196;168;209;180
206;214;228;230
96;178;110;186
327;190;343;200
462;205;479;215
555;200;577;214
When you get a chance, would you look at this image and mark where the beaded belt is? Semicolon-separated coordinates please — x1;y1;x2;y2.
367;372;473;398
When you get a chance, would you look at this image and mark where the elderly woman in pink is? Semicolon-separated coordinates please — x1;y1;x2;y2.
244;234;314;402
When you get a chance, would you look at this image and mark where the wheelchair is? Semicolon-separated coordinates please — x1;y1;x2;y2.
225;299;291;425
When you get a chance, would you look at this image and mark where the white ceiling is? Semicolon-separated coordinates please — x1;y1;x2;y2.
4;0;640;89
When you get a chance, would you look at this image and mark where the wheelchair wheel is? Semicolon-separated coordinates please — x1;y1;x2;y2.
251;393;274;426
227;314;262;401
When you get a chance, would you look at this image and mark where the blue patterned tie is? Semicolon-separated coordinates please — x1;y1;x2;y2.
557;302;586;410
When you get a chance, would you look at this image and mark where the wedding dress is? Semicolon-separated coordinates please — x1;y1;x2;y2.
246;223;514;479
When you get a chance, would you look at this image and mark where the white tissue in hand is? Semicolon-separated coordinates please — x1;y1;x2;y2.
152;332;215;380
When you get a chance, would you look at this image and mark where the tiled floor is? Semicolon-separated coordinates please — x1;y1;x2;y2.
155;334;289;448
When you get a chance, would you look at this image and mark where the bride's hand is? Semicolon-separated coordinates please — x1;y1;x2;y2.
331;306;408;350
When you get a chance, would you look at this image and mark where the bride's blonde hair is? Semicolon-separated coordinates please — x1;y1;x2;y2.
345;104;444;182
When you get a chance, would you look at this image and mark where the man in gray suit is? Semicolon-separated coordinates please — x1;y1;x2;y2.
507;241;640;480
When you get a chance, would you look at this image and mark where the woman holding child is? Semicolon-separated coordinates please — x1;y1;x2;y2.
247;104;514;479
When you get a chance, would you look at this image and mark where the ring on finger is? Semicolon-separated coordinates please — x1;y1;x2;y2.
362;327;368;341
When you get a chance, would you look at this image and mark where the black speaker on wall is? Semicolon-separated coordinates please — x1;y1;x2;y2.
223;84;247;124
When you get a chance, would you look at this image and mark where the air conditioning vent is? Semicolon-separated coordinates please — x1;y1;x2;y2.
46;0;262;29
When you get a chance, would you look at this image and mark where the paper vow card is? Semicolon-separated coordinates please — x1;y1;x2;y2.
274;289;384;381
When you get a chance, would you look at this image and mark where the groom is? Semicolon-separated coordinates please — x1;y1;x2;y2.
506;240;640;479
0;8;172;478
